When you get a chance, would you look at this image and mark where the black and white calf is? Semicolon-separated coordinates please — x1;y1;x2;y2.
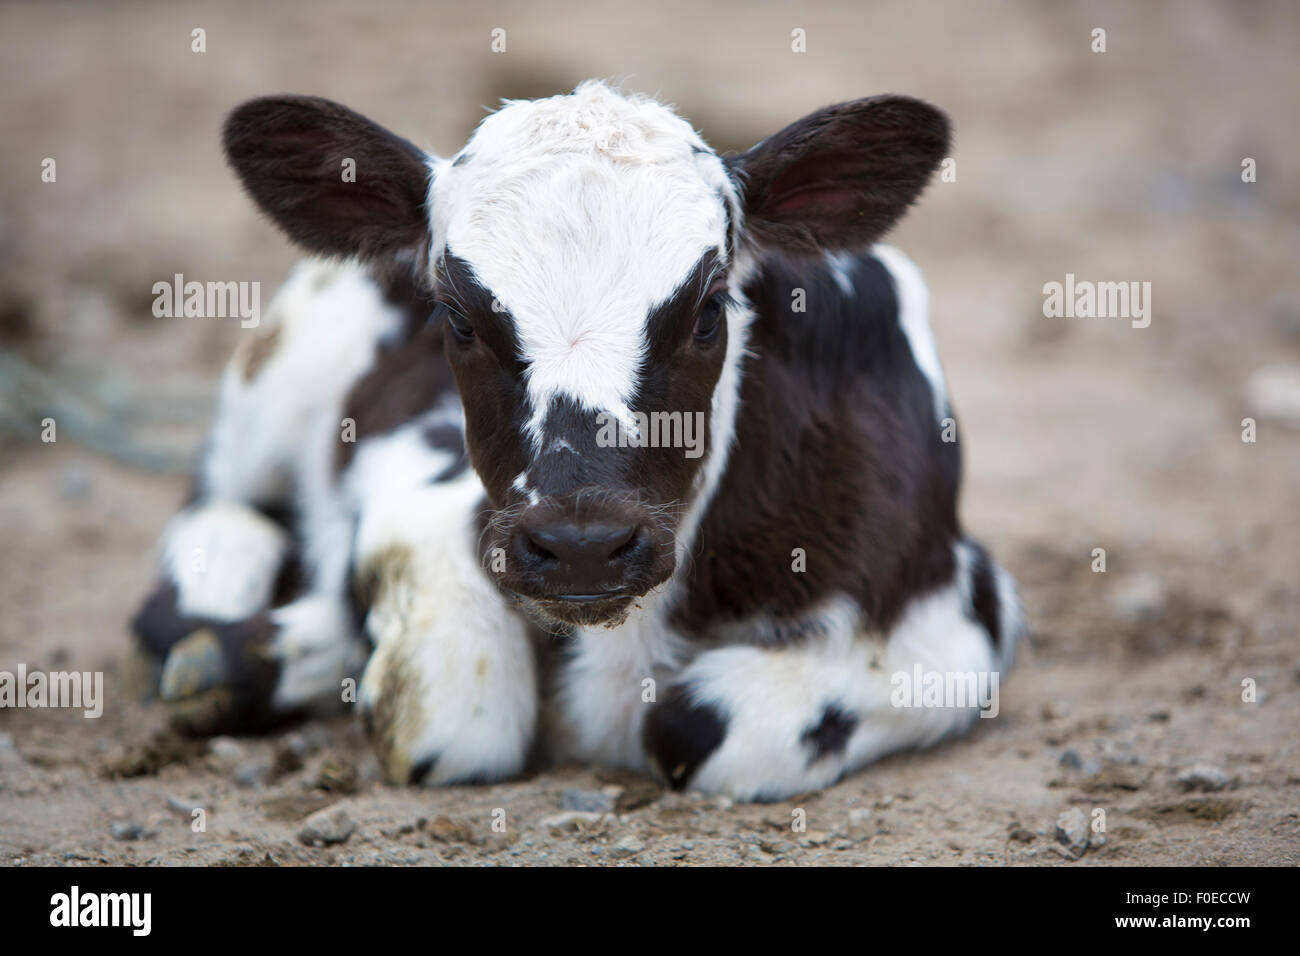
133;82;1022;800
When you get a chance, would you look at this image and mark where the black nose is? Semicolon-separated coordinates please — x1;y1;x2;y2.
514;520;643;594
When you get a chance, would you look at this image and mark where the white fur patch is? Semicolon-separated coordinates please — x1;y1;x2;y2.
187;258;413;714
355;469;537;785
343;402;463;507
162;502;288;620
872;244;948;422
204;258;404;507
552;589;692;771
429;81;738;446
272;401;469;715
679;584;1001;800
269;593;365;711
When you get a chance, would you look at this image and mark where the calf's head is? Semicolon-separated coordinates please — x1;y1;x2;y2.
223;81;948;627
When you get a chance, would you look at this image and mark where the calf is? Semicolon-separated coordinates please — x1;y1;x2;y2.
133;81;1022;800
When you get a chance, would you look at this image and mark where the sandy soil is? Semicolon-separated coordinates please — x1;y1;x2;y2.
1;0;1297;866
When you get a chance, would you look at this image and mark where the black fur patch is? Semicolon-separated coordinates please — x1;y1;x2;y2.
132;580;290;734
410;755;439;785
642;685;728;790
672;249;960;641
132;578;202;661
334;303;456;475
966;541;1002;652
163;614;287;736
801;703;858;763
345;557;375;648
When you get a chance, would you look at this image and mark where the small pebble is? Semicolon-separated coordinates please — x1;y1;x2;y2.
1098;737;1143;767
846;807;872;840
427;815;474;843
208;736;246;767
610;835;645;859
234;757;273;788
165;795;206;816
1055;808;1089;859
1177;763;1233;792
298;805;355;846
110;822;149;842
539;810;604;831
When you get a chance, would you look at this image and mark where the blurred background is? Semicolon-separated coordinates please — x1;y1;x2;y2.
0;0;1296;865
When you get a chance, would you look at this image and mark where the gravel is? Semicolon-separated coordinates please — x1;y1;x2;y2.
561;788;616;813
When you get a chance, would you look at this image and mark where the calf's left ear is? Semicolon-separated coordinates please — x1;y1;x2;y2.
726;95;950;255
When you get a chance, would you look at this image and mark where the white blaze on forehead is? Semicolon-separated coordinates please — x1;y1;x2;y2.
429;81;735;444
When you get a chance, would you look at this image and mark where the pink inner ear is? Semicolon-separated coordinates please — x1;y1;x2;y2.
768;183;858;216
763;149;864;217
312;184;404;221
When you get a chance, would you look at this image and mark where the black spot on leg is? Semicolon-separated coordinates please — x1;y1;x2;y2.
271;548;306;607
966;542;1002;652
410;755;439;785
346;558;377;649
801;703;857;763
132;578;201;660
165;614;288;736
133;560;298;735
642;685;727;790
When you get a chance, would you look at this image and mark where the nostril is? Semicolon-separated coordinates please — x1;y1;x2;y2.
608;525;641;563
517;529;557;563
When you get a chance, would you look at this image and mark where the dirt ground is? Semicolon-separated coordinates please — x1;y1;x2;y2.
1;1;1297;866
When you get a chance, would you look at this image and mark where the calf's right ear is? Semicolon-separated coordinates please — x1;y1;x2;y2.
223;95;432;260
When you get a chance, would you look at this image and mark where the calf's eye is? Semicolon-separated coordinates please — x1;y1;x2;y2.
435;302;475;342
694;292;728;343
